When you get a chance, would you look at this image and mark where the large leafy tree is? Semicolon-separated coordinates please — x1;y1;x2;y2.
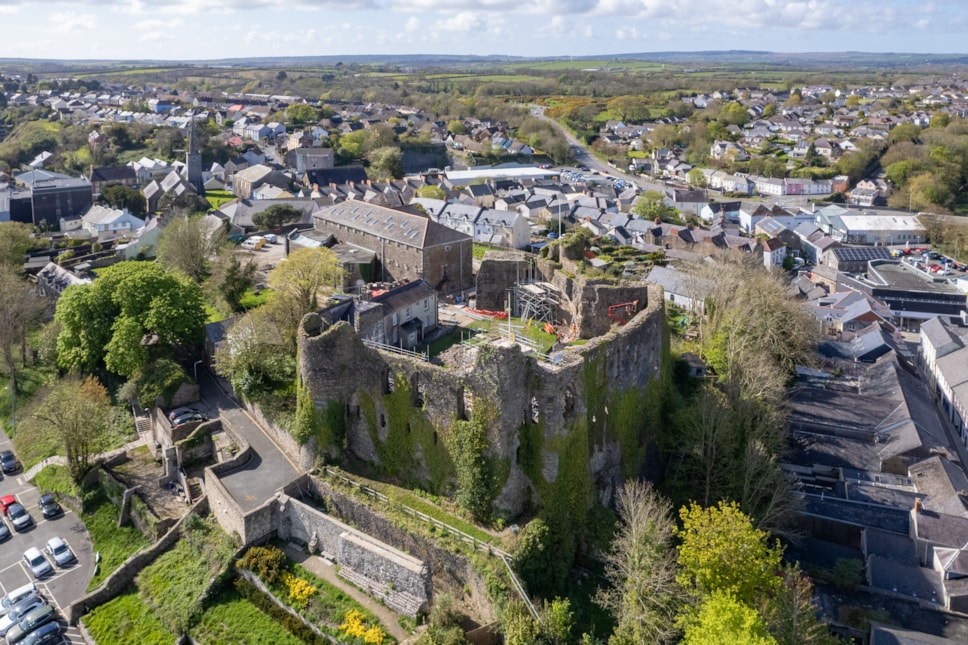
267;247;342;347
99;183;147;216
597;480;683;645
55;262;206;377
680;591;777;645
252;204;302;230
676;501;783;607
0;222;35;268
213;309;294;399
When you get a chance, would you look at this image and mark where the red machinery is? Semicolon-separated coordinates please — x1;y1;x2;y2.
607;300;639;325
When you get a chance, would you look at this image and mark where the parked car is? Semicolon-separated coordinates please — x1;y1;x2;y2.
5;603;55;644
19;621;59;645
36;495;60;520
263;233;278;244
43;537;75;567
20;549;50;580
0;522;9;542
0;586;35;617
7;505;31;532
0;595;46;637
171;411;205;427
167;406;197;422
0;452;18;474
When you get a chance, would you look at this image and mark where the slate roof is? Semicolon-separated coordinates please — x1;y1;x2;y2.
314;201;470;249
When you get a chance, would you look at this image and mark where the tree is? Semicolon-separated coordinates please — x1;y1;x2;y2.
597;480;683;645
100;183;147;216
681;591;777;645
0;266;46;394
0;222;34;268
447;120;467;135
501;600;540;645
763;565;839;645
929;112;951;129
676;501;783;607
213;308;295;399
367;145;404;180
539;598;575;645
286;103;318;127
157;215;226;282
268;246;342;316
513;518;568;599
55;262;206;376
416;185;447;200
687;168;707;189
208;252;257;315
33;376;113;482
252;204;302;231
414;594;468;645
632;191;674;221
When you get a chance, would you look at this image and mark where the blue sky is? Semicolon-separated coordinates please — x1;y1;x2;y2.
0;0;965;60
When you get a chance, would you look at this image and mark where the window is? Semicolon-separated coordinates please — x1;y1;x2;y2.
424;298;429;311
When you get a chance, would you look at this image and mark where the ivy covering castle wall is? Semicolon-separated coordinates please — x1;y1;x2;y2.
296;282;668;523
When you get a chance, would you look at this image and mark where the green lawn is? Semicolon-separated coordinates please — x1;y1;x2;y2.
191;587;305;645
239;286;272;310
83;587;177;645
82;492;152;590
206;190;237;210
32;464;79;499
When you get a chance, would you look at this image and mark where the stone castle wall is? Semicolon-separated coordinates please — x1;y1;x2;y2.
298;274;667;516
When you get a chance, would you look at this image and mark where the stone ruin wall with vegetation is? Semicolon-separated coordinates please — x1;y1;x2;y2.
475;250;652;339
297;282;668;519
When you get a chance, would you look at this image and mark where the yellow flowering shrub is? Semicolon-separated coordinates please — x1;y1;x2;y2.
282;572;317;609
339;609;387;644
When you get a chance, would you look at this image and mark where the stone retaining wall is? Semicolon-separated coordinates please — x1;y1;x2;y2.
275;493;430;615
68;497;210;625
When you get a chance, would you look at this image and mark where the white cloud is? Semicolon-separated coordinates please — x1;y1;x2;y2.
435;10;482;33
135;18;184;30
51;11;96;33
405;16;420;32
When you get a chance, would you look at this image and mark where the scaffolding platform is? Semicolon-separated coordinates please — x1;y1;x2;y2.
516;281;561;325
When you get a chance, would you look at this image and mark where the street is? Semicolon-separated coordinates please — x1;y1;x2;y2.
198;371;301;512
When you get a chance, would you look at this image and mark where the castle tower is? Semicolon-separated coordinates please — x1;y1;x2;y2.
186;118;204;194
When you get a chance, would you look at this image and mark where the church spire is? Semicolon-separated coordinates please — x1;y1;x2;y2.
186;118;203;194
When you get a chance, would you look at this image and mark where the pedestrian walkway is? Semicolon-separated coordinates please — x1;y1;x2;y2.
281;543;411;643
23;435;146;482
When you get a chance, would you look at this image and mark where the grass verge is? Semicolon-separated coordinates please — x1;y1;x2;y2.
82;587;177;645
81;491;152;591
191;585;305;645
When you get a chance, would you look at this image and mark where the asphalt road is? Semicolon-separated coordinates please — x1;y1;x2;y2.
0;431;90;644
198;371;301;512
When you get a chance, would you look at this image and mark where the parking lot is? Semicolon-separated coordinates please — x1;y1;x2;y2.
0;432;92;644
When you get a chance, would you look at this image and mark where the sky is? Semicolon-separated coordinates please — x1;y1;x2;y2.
0;0;966;61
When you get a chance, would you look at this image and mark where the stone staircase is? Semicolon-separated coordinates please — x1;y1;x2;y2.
338;567;425;618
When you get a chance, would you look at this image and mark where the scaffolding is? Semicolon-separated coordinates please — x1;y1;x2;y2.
516;281;561;325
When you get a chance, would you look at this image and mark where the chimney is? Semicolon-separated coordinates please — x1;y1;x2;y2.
914;497;923;513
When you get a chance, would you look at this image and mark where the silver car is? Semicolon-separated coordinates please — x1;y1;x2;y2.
21;548;51;579
0;595;46;637
43;537;74;567
6;505;31;532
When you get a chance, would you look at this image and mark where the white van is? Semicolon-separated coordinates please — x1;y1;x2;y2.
0;583;35;616
241;236;266;251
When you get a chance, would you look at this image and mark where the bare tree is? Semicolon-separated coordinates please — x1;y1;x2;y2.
157;215;226;282
597;480;684;645
0;266;46;393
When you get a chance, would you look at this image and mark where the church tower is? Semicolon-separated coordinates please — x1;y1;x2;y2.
186;118;204;194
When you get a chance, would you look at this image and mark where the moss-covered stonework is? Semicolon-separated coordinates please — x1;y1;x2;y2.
298;282;668;520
